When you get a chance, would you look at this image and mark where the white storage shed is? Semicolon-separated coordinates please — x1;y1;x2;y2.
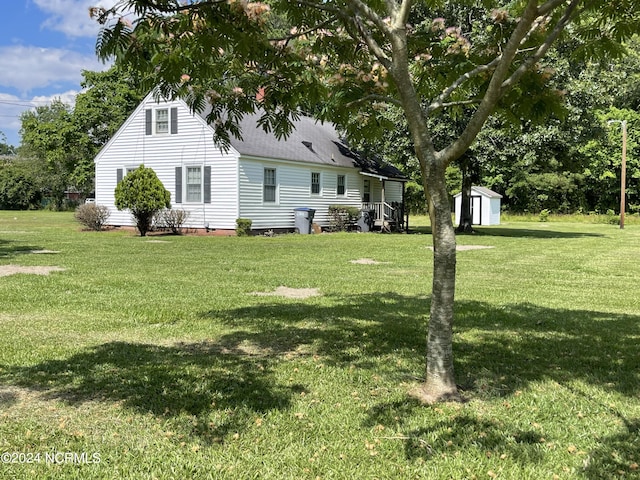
454;186;502;226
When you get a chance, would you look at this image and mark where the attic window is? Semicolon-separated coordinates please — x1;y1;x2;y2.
145;107;178;135
156;109;169;134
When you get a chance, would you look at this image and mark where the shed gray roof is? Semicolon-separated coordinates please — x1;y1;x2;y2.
196;109;407;181
471;186;503;198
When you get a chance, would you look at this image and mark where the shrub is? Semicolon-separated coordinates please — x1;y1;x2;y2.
74;203;110;231
605;209;620;225
236;218;252;236
328;205;360;232
155;209;189;234
114;165;171;236
539;209;550;222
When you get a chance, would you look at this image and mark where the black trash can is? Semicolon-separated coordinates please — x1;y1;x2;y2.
294;207;316;234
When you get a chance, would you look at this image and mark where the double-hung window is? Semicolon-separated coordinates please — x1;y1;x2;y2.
311;172;321;195
186;166;202;202
264;168;276;203
363;179;371;203
155;109;169;134
337;175;346;196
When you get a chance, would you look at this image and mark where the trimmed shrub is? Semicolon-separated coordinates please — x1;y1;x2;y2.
155;209;190;234
74;203;110;231
114;165;170;236
236;218;252;236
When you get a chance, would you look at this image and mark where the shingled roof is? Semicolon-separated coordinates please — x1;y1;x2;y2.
196;109;407;181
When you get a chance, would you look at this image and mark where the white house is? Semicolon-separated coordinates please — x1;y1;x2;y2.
453;186;502;226
94;93;408;233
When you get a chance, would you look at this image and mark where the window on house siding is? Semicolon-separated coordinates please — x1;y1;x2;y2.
311;172;321;195
363;179;371;202
337;175;346;196
186;166;202;202
156;108;169;134
264;168;276;203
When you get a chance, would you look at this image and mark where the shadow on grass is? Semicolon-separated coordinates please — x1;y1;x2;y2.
0;341;299;443
0;239;44;257
471;226;605;239
406;225;605;239
0;295;637;462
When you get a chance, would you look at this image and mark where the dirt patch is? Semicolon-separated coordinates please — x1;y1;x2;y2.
350;258;388;265
457;245;495;251
0;265;66;277
252;286;321;299
145;240;171;244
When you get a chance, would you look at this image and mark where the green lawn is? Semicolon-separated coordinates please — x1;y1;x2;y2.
0;211;639;479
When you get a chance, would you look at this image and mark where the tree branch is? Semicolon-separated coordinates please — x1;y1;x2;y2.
501;0;580;93
269;16;339;42
346;0;393;37
537;0;569;16
346;13;392;68
345;94;403;108
438;0;541;164
426;56;501;114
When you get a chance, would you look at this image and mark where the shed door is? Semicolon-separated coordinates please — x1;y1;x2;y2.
471;196;482;225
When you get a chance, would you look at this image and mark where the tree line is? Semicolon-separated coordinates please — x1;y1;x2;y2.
1;38;638;216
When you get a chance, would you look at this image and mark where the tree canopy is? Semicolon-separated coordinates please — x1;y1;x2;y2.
18;66;146;205
93;0;640;403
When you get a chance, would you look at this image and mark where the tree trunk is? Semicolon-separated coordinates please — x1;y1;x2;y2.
457;155;474;234
411;158;461;403
388;23;460;403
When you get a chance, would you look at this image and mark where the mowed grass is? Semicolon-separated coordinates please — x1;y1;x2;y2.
0;211;639;479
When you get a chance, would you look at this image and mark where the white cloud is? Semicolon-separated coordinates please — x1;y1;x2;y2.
0;45;106;92
0;91;79;147
33;0;120;38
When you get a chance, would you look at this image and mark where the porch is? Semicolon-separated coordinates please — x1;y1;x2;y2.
361;201;405;232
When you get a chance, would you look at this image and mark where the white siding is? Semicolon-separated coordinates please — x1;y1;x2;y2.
94;95;239;229
238;157;363;229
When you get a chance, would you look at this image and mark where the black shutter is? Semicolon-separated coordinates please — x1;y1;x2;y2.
204;166;211;204
175;167;182;203
170;107;178;134
145;109;152;135
116;168;123;184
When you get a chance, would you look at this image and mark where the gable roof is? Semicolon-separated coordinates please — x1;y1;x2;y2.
454;186;503;199
196;108;407;181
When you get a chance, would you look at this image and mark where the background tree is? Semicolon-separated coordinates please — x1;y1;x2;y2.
18;66;145;206
0;131;16;156
71;65;146;191
94;0;640;403
114;165;171;236
0;157;43;210
19;100;79;209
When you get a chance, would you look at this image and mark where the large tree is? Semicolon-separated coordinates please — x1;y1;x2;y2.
19;66;145;203
94;0;639;403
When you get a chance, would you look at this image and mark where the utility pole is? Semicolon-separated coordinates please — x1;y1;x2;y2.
607;120;627;229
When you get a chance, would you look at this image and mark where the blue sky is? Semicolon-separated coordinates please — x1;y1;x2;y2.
0;1;115;147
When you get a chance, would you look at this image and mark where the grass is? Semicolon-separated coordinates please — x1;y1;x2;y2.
0;210;639;479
